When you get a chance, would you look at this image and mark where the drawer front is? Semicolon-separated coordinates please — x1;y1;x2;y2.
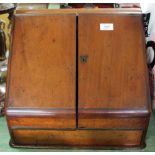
12;129;143;147
78;117;148;129
7;108;75;129
8;116;75;129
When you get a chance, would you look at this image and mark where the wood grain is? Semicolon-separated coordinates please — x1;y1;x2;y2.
6;14;76;128
78;14;149;110
78;117;147;129
5;10;150;148
16;8;142;15
12;129;143;147
6;108;76;129
8;116;75;129
8;116;147;129
8;14;76;109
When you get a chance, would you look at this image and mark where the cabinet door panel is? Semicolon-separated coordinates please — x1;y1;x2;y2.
7;14;76;128
78;14;150;125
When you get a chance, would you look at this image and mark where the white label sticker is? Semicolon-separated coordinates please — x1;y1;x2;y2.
100;23;114;31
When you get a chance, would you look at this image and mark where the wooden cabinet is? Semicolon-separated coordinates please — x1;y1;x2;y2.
5;9;151;148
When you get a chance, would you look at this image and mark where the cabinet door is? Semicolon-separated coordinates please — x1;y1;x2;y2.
78;14;150;128
7;14;76;128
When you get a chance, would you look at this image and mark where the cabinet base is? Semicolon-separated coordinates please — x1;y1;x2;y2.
9;139;146;150
9;128;146;149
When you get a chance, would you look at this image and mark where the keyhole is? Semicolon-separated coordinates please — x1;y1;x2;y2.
80;55;88;63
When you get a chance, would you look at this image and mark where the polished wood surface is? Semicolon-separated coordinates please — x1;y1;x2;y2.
7;14;76;128
5;9;150;148
78;117;148;129
78;14;150;128
8;116;147;129
16;8;142;15
9;14;76;108
78;14;149;110
12;129;143;147
7;108;75;129
8;116;75;129
6;108;76;129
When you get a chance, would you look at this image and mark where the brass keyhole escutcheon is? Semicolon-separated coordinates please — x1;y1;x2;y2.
80;55;88;63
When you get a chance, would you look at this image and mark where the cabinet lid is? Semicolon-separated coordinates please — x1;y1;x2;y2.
16;8;142;15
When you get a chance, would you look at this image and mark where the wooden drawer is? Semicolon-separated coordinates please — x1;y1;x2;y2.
12;129;143;147
7;108;76;129
8;116;75;129
8;116;148;130
78;117;148;129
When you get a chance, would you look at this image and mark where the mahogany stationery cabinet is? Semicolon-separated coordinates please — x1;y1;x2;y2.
5;8;151;148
